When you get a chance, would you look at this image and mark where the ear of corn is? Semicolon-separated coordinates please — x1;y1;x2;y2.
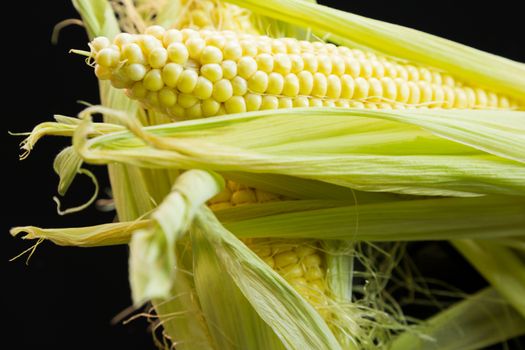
11;0;525;349
89;28;519;120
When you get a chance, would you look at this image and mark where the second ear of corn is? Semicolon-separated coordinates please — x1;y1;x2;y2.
90;26;519;121
87;24;521;333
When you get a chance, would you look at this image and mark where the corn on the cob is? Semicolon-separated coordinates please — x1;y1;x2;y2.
209;180;330;319
89;27;519;120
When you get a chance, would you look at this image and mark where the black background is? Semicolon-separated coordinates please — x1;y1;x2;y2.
3;1;524;349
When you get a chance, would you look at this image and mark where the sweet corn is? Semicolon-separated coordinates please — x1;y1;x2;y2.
208;180;330;318
89;28;519;120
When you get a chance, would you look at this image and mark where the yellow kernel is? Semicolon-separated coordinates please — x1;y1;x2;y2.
302;254;321;268
406;65;420;81
143;69;164;91
418;81;433;104
395;78;410;103
432;71;443;85
281;264;304;279
302;53;318;72
148;47;168;68
293;96;309;107
368;78;383;102
464;87;476;108
282;73;299;97
131;81;147;99
139;35;162;55
442;86;455;108
271;40;287;54
163;29;183;47
162;63;183;88
475;88;488;107
326;74;342;99
350;101;365;108
261;95;279;110
91;36;110;52
311;73;327;97
305;266;323;281
186;37;206;59
228;76;246;96
274;53;292;75
431;85;445;108
167;43;189;64
323;100;336;107
245;94;262;111
353;77;370;100
372;60;385;78
145;25;165;40
122;43;145;64
221;42;241;61
256;54;274;73
146;91;160;107
340;74;355;99
176;69;198;93
201;63;223;82
335;100;349;107
200;46;223;64
96;48;120;68
498;96;510;109
487;92;499;108
186;103;203;119
381;77;397;101
442;74;455;87
178;93;198;108
158;87;177;107
383;61;398;78
168;104;185;118
284;38;300;54
241;40;258;56
317;54;332;75
279;97;293;108
359;58;373;78
221;60;237;79
205;35;227;49
344;56;360;77
231;189;257;205
267;73;284;94
419;68;432;83
212;79;233;102
209;201;233;211
298;71;314;95
202;99;221;117
225;96;247;113
290;54;304;73
94;65;112;80
124;63;147;81
454;88;468;108
181;28;199;41
309;98;323;107
331;56;346;75
396;65;409;80
238;56;258;79
193;76;213;100
274;251;299;268
248;71;269;93
407;81;421;104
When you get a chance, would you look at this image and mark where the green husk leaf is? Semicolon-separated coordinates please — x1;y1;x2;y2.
453;240;525;318
75;107;525;197
192;207;343;350
13;195;523;247
226;196;525;241
129;170;223;304
390;288;525;350
226;0;525;102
